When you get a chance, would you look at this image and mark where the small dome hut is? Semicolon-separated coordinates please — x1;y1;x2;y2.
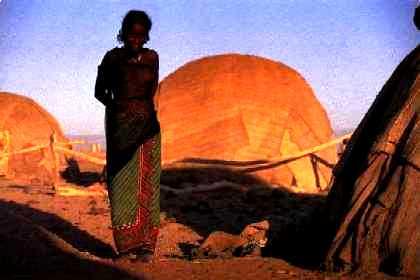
0;92;67;184
156;54;337;191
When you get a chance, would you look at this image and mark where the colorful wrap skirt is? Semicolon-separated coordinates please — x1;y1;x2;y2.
105;103;161;254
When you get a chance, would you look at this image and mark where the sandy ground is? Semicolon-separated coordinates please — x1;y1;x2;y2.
0;159;411;280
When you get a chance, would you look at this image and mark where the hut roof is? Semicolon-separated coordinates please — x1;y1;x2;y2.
0;92;67;183
0;92;66;148
324;46;420;277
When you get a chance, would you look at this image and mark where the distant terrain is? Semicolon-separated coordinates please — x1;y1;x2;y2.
334;127;355;137
67;134;106;152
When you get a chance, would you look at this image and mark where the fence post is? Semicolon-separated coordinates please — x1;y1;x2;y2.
0;131;10;177
91;143;101;153
50;132;60;187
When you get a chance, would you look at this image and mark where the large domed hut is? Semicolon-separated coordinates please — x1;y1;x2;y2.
156;54;337;191
0;92;68;184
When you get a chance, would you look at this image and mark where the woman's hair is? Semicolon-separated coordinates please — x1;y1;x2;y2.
117;10;152;44
414;6;420;30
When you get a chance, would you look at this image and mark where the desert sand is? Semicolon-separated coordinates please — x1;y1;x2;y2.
0;156;409;279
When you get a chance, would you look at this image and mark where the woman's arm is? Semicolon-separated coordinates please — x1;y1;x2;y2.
94;52;112;106
149;49;159;98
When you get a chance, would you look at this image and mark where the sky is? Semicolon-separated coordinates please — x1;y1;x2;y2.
0;0;418;135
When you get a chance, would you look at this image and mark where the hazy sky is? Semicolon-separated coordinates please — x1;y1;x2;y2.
0;0;418;135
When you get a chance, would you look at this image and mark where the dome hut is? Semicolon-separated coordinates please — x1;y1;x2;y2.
156;54;337;191
0;92;67;184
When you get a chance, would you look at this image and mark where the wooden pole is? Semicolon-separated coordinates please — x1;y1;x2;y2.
160;180;247;195
91;143;101;153
1;132;352;182
0;130;10;176
240;133;352;172
50;132;60;187
2;144;49;157
54;146;106;165
57;140;85;146
2;140;84;157
168;133;353;172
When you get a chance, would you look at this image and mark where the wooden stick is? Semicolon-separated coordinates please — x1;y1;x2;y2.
160;180;247;195
1;139;85;157
0;130;10;176
50;133;60;186
1;144;49;156
240;133;352;172
57;140;86;145
0;130;10;152
270;133;351;162
56;182;242;197
0;139;83;158
55;185;107;197
54;146;106;165
168;133;352;172
0;133;351;174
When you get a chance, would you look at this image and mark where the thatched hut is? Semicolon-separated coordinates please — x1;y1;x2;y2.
156;54;337;191
323;46;420;277
0;92;67;184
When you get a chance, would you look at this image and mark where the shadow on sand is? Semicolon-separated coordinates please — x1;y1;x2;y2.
0;200;115;258
160;166;328;269
0;201;143;279
60;158;104;187
13;159;329;271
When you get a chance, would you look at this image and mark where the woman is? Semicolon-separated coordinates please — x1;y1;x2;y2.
95;10;161;262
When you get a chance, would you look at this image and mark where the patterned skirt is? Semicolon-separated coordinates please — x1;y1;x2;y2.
106;131;161;254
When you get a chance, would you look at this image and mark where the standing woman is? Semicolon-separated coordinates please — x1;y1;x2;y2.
95;10;161;262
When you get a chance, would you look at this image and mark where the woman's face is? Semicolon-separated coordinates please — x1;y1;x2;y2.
125;23;148;53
